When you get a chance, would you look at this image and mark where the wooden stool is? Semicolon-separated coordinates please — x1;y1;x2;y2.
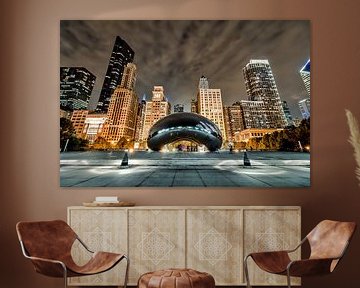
138;268;215;288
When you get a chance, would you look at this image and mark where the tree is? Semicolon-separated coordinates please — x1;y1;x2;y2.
60;117;89;151
60;118;74;146
93;136;111;150
116;137;128;149
241;117;310;152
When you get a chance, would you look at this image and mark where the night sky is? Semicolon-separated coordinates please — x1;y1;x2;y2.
60;20;310;118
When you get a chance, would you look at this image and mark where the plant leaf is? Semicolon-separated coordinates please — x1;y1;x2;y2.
346;109;360;186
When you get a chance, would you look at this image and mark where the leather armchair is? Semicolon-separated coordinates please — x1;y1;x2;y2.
244;220;356;288
16;220;129;288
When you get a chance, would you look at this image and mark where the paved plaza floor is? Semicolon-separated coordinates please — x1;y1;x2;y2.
60;151;310;187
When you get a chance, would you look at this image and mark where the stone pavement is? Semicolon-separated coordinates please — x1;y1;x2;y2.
60;151;310;187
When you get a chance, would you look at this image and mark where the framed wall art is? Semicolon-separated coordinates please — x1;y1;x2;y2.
60;20;310;187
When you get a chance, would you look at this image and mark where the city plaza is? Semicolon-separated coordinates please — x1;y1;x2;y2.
60;150;310;187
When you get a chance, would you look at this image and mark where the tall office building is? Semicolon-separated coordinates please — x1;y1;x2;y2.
134;98;146;144
191;99;198;113
102;63;138;143
223;102;245;143
70;110;89;137
60;67;96;110
240;100;267;129
282;100;294;126
96;36;135;113
242;59;287;128
141;86;171;142
174;104;184;113
298;98;310;119
300;59;310;96
196;76;226;141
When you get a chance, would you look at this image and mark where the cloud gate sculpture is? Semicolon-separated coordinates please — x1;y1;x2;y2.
147;112;222;152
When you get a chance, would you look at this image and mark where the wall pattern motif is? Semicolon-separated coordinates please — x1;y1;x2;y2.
194;227;233;265
138;228;176;265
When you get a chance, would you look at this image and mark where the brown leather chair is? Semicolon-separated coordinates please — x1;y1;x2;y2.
244;220;356;288
16;220;129;288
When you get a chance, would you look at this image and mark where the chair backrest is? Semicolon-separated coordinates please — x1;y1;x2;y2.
16;220;77;261
307;220;356;261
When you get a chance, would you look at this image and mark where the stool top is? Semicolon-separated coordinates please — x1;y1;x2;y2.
138;268;215;288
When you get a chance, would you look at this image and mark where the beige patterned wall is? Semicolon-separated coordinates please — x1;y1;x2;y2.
68;206;300;286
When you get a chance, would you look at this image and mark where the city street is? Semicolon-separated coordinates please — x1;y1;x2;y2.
60;151;310;187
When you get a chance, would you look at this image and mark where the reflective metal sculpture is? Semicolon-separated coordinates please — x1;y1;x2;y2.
147;112;222;151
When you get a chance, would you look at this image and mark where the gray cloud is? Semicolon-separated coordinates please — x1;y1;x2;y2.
60;20;310;118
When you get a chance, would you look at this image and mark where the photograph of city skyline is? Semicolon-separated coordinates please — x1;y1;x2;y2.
60;20;310;187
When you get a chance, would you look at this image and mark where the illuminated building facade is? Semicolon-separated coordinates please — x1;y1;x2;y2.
240;100;267;128
191;99;198;113
134;98;146;144
83;114;107;143
282;100;294;126
70;110;88;137
242;59;287;129
237;128;282;142
102;63;138;143
298;98;310;119
196;76;226;141
60;67;95;110
223;102;245;143
141;86;171;142
96;36;134;113
300;59;310;96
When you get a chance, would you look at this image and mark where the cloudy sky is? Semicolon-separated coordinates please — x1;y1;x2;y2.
60;20;310;118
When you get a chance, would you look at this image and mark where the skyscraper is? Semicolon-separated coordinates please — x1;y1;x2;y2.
141;86;171;143
134;98;146;145
196;76;226;141
96;36;134;113
223;102;245;143
300;59;310;96
191;99;198;113
298;98;310;119
282;100;294;126
102;63;138;143
239;100;267;129
60;67;96;110
70;110;89;137
242;59;287;128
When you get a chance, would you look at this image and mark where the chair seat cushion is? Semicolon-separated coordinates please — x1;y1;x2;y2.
250;251;291;274
138;268;215;288
67;252;124;276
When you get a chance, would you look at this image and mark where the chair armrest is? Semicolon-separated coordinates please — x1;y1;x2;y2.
19;240;67;277
287;258;335;277
76;236;94;253
25;255;67;277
